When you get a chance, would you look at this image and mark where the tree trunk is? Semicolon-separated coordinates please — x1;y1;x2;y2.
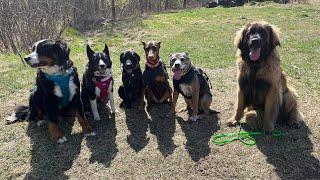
139;0;144;14
183;0;187;8
111;0;116;21
164;0;169;10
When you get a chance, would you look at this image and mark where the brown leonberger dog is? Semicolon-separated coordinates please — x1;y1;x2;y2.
227;21;304;132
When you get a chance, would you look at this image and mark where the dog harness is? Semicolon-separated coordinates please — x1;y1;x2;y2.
173;66;211;99
95;77;112;99
143;60;169;100
45;68;74;107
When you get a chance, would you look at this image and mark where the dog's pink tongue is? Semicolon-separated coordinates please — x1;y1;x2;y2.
250;49;261;61
173;70;182;80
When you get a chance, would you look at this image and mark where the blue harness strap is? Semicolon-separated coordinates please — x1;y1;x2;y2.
45;68;74;107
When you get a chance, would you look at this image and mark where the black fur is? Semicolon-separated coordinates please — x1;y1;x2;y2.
118;50;143;109
17;40;85;124
81;44;112;113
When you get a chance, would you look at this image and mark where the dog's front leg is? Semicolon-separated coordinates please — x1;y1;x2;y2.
190;86;200;122
44;98;66;144
108;80;117;114
138;86;146;111
262;86;280;132
170;88;179;114
227;87;245;126
90;97;100;121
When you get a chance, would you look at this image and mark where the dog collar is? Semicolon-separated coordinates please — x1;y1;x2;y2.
146;59;161;69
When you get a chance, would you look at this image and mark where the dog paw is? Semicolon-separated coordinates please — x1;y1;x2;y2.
189;115;199;122
37;120;46;127
111;109;118;114
178;107;190;113
227;118;239;127
57;136;67;144
84;132;96;137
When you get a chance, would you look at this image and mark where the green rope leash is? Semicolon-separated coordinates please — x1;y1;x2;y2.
212;109;283;146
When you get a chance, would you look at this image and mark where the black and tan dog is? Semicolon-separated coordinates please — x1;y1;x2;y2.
169;52;213;122
81;44;117;121
139;41;172;110
7;39;95;144
118;50;143;109
227;21;304;131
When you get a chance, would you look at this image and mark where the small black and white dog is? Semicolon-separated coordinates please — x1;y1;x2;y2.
7;39;95;144
81;44;117;121
118;50;143;109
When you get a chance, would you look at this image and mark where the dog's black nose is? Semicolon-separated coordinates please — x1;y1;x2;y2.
99;64;106;68
174;63;180;69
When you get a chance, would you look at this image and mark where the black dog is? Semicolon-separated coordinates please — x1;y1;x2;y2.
81;44;117;121
118;50;143;109
7;39;95;144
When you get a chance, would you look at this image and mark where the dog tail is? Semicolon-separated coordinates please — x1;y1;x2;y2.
6;105;29;125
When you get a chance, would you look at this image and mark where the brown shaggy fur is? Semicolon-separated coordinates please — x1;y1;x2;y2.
227;21;304;131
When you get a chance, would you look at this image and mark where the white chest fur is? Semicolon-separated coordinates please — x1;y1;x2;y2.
179;84;193;97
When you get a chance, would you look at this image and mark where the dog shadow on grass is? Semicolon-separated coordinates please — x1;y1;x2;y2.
176;112;220;162
147;103;177;157
86;102;118;167
125;107;150;152
251;121;320;179
25;116;83;179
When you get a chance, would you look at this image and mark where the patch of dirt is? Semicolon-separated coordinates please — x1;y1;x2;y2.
0;67;319;179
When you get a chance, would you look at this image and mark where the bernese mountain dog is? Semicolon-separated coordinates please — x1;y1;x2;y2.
7;39;95;144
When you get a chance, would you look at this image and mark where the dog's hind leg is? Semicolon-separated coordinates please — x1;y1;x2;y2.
283;88;303;128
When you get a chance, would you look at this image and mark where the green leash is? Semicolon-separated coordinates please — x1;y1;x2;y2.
211;127;282;146
212;109;283;146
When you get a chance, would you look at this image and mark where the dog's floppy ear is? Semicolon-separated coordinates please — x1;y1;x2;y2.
86;44;94;59
132;51;140;62
120;52;125;63
103;44;110;55
265;24;281;50
234;24;249;49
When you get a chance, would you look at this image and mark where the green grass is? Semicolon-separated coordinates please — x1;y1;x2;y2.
1;3;319;100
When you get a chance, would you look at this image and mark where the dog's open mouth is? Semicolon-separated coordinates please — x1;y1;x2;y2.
249;48;261;61
173;69;182;80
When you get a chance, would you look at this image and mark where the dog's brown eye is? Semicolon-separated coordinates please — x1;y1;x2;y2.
181;58;185;61
171;58;176;62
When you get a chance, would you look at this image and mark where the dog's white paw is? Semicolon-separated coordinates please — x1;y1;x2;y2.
189;115;199;122
84;132;96;137
57;136;67;144
93;115;101;121
37;120;46;127
111;108;118;114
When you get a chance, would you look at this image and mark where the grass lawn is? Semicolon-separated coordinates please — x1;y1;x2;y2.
0;2;320;179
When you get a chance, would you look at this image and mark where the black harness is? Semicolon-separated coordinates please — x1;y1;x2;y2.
173;66;211;99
